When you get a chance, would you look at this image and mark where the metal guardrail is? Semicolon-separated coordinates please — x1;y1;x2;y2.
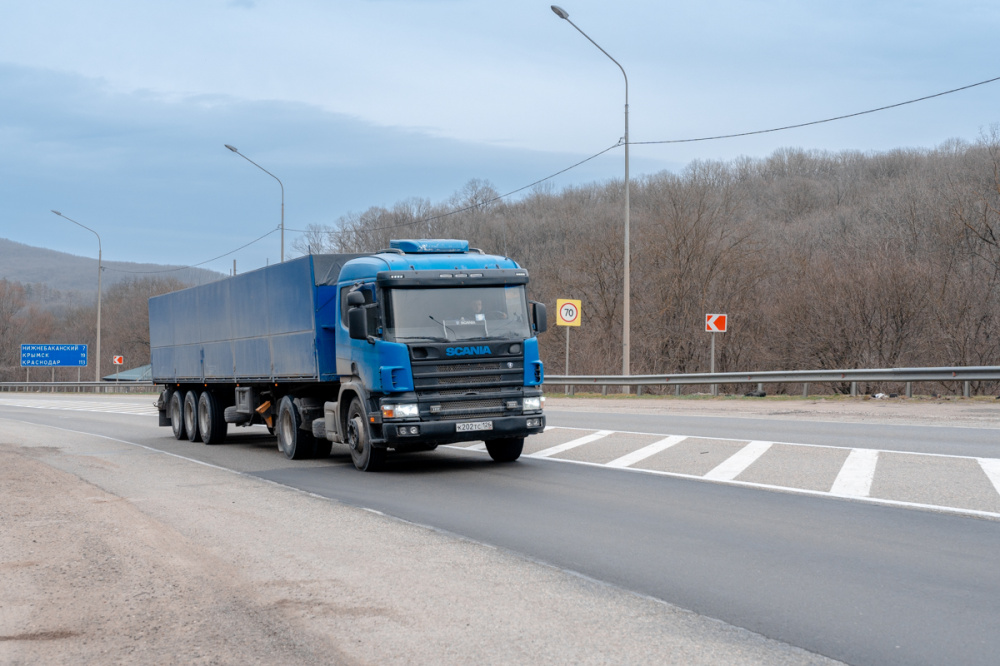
545;366;1000;398
0;381;156;394
3;366;999;397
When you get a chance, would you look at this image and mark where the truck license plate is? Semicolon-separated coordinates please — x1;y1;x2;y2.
456;420;493;432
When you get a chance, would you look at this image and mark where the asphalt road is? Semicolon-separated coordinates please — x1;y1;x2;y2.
4;395;1000;666
545;409;1000;458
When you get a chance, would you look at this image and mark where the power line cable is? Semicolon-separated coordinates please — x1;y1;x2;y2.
102;74;1000;269
103;226;280;275
305;141;623;234
633;74;1000;145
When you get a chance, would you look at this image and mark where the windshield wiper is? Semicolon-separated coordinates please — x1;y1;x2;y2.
393;335;451;342
428;315;457;339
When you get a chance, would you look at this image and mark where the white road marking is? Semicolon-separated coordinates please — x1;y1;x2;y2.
606;435;687;468
830;448;880;497
703;441;773;481
530;430;614;458
0;398;157;416
978;458;1000;496
465;443;487;451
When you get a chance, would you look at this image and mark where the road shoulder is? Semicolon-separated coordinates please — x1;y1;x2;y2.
0;420;840;665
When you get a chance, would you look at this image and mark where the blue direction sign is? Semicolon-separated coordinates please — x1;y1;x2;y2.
21;344;88;367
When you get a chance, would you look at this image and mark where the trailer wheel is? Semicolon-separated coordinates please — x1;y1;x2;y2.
197;391;227;445
485;437;523;463
276;396;317;460
184;390;202;442
169;390;186;440
346;398;385;472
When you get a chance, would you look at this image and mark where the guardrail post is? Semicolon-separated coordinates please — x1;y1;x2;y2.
851;381;857;397
906;382;912;398
675;384;681;396
637;385;643;396
757;383;764;394
569;385;575;397
802;383;809;398
964;381;971;398
601;385;607;396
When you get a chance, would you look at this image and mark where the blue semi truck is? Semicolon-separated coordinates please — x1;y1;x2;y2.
150;239;548;471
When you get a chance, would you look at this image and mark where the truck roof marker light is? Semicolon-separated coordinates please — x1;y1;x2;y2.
390;239;469;254
439;273;453;278
470;273;483;277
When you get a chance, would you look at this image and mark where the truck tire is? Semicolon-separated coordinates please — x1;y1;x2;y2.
223;405;252;425
346;398;385;472
276;395;317;460
485;437;523;463
169;390;186;440
198;391;227;445
184;390;202;442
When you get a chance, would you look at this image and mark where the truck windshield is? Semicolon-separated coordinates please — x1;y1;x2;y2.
385;286;532;342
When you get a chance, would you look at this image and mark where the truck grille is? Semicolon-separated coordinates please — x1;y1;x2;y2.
411;355;523;420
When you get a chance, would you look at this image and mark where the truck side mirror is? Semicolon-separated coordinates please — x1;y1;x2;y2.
348;308;368;340
531;301;547;333
347;291;365;306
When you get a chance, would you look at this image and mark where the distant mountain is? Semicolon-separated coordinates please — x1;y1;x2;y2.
0;238;224;305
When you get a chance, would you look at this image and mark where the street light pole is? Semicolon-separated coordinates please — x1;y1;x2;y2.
51;210;102;382
550;5;631;380
224;144;285;262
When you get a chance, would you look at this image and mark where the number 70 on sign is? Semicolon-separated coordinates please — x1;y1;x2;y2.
556;299;582;327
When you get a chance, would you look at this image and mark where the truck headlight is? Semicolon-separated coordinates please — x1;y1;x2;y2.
382;403;419;419
523;397;542;411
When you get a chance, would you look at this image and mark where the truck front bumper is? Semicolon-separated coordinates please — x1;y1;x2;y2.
381;414;545;446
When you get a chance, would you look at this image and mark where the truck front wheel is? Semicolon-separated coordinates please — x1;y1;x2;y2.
485;437;524;463
276;396;317;460
346;399;386;472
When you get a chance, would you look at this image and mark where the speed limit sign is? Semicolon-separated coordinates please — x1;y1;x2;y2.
556;299;582;327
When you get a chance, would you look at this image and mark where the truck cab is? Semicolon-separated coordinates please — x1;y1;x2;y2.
329;239;547;469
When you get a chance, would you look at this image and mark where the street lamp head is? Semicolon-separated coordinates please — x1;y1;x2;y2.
51;210;62;216
224;144;239;153
551;5;569;19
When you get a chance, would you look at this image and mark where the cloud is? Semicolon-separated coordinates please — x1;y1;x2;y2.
0;64;670;272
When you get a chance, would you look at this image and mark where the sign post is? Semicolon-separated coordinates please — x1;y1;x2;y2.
705;314;728;396
556;299;582;395
113;355;124;382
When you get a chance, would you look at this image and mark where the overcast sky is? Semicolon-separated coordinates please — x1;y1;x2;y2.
2;0;999;276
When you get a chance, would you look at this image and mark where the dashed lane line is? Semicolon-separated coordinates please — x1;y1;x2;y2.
979;458;1000;495
606;435;687;468
703;441;773;482
830;448;880;497
531;430;614;458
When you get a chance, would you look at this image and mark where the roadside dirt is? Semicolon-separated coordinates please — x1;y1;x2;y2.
0;421;840;666
544;394;1000;429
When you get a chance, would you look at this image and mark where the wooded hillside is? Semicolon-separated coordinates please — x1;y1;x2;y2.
298;130;1000;393
4;131;999;393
